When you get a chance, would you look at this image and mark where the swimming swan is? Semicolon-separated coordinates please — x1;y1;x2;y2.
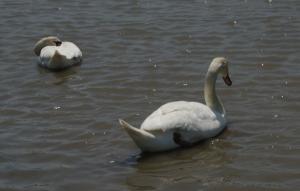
34;36;82;70
119;57;232;152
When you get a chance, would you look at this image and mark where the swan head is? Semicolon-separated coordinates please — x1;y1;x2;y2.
209;57;232;86
34;36;62;56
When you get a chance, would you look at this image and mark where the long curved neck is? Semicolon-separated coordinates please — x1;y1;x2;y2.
204;71;225;115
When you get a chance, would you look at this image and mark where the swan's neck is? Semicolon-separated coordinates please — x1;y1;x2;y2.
204;71;225;115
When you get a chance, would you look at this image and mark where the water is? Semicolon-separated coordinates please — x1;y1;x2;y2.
0;0;300;190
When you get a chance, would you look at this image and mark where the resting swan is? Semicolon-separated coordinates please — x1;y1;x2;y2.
119;57;232;152
34;36;82;70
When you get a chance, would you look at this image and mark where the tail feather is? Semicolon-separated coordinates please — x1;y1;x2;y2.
119;119;155;150
50;50;68;69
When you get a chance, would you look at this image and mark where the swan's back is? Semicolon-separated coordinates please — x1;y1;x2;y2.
141;101;226;135
39;42;82;69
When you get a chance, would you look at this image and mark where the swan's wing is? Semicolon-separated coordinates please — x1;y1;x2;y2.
57;42;82;60
141;101;223;133
39;46;57;67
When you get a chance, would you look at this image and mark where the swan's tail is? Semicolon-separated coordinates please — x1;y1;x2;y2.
119;119;155;151
50;50;68;69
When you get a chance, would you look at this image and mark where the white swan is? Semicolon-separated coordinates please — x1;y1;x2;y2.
119;57;232;152
34;36;82;70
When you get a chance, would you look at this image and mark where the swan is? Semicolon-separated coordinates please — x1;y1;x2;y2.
34;36;82;70
119;57;232;152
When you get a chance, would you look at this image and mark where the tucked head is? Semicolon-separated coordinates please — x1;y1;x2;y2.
209;57;232;86
34;36;62;56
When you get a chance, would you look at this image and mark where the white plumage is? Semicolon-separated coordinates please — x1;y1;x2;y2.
119;57;232;152
34;36;82;70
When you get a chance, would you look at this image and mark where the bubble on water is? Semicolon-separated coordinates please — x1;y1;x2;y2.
233;20;238;25
261;63;264;67
281;95;284;99
273;114;278;118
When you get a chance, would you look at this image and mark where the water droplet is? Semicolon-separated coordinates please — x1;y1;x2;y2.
233;20;238;25
261;63;264;67
54;106;61;110
274;114;278;118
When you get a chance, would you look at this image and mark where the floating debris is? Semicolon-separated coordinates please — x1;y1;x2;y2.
185;49;192;54
54;106;61;110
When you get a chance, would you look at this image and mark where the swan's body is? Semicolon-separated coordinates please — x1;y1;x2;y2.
119;57;232;152
34;36;82;70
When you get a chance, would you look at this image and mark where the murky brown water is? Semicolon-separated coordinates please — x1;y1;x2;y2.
0;0;300;190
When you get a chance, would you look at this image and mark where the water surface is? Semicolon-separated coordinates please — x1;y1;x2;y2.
0;0;300;190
